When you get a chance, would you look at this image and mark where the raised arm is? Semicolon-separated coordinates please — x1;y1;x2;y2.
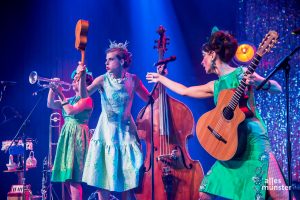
244;70;282;93
77;63;88;98
77;63;104;97
47;82;93;115
86;76;104;96
62;97;93;115
47;88;62;109
47;79;65;109
146;72;214;98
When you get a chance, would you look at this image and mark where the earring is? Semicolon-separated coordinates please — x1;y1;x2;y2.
211;58;216;69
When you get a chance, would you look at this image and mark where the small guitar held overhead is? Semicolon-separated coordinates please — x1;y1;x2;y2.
196;31;278;161
74;19;89;81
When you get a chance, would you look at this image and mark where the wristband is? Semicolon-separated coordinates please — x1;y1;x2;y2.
262;81;271;91
61;101;69;106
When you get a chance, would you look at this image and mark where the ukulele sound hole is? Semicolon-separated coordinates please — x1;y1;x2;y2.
223;106;234;120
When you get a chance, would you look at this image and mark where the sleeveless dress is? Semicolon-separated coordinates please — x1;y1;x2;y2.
82;72;143;192
51;96;92;182
199;67;271;200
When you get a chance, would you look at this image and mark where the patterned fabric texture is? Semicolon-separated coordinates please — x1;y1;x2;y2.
199;67;272;200
82;72;143;192
51;96;91;182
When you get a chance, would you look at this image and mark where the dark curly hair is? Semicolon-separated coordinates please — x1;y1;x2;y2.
202;31;238;63
71;70;93;86
85;73;93;86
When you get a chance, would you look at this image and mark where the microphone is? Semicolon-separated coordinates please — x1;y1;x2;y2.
32;87;48;96
0;81;17;86
154;56;176;66
292;27;300;35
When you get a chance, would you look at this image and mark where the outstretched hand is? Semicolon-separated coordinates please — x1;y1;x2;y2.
146;72;160;83
146;64;168;83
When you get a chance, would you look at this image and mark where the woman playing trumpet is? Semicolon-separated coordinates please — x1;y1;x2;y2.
47;71;94;200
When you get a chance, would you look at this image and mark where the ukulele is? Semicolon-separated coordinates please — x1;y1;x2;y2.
196;31;278;161
74;19;89;81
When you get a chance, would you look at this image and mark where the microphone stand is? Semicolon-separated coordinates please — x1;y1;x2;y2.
0;84;6;103
0;106;22;127
139;64;168;200
256;45;300;200
0;117;18;127
5;93;45;199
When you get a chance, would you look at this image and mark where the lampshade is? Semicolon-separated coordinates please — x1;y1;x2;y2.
234;43;255;63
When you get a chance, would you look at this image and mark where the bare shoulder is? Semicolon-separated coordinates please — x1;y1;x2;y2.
129;73;141;85
130;73;138;80
130;72;147;88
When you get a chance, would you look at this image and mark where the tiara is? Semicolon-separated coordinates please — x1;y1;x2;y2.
109;40;129;50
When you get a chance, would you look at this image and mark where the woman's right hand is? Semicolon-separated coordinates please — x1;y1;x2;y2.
157;64;168;75
146;72;160;83
49;78;63;94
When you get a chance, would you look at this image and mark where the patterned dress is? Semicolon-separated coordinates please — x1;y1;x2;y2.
199;67;271;200
51;96;92;182
82;72;143;192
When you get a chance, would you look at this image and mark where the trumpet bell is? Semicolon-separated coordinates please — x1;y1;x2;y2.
28;70;72;91
29;71;38;84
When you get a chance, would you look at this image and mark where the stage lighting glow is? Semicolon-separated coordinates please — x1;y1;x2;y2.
234;43;255;63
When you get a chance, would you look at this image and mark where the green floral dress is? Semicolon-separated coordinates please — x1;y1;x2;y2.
51;96;92;182
199;67;271;200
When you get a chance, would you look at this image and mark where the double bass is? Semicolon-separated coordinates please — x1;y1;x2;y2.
135;26;203;200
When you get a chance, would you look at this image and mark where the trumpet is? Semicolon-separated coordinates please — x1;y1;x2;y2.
29;71;72;91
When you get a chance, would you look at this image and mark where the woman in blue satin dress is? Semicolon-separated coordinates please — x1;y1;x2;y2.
79;41;151;200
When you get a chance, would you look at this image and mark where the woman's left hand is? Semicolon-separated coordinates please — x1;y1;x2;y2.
244;74;262;87
49;82;63;95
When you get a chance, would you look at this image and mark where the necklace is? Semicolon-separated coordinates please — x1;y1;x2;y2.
109;72;128;84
